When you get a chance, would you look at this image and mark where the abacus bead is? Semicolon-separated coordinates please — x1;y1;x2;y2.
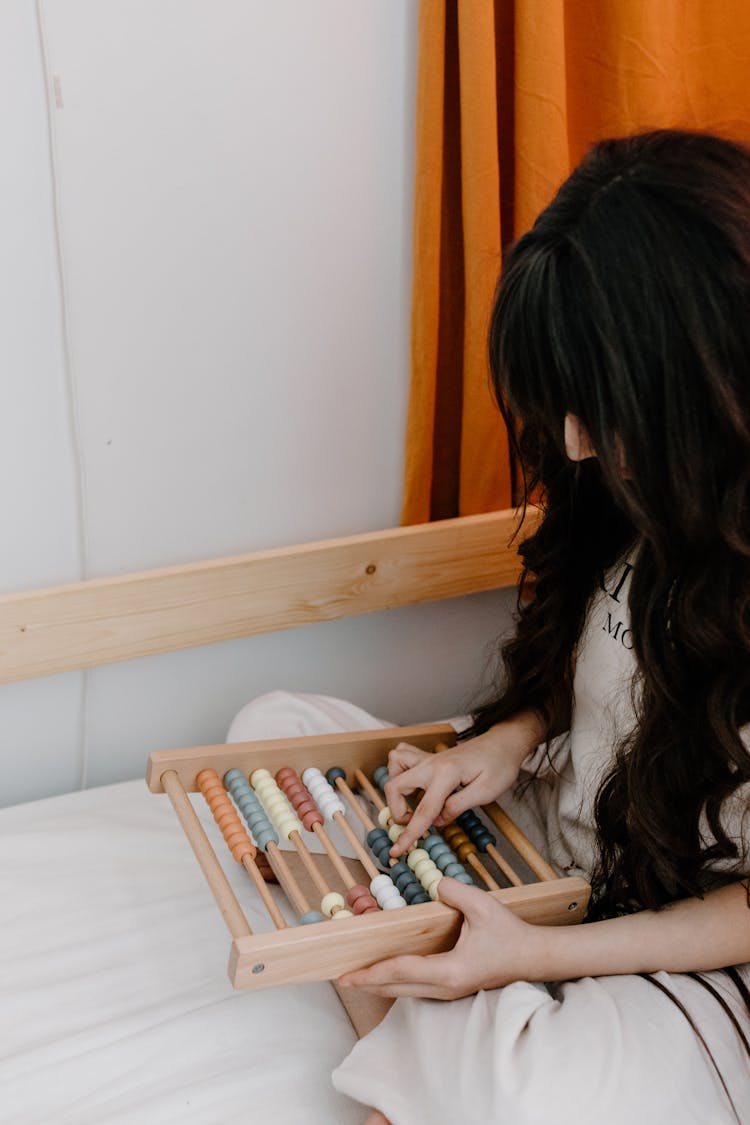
373;766;389;790
331;908;354;920
403;883;426;904
407;848;429;871
410;890;431;904
325;767;346;785
382;897;407;910
428;844;452;866
428;876;443;900
370;874;393;896
422;834;444;852
388;824;406;842
321;892;346;917
275;767;296;784
420;864;443;891
299;911;325;925
455;871;475;885
456;842;477;862
443;861;464;878
412;857;434;880
474;832;494;852
394;871;415;893
390;861;411;879
278;818;301;841
224;768;244;785
346;885;372;907
254;831;276;852
367;828;389;849
377;807;392;829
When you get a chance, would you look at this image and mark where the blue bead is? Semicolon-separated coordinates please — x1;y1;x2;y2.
443;862;464;878
367;828;389;848
435;852;455;872
373;766;389;791
411;891;431;904
390;861;410;878
474;832;495;852
422;834;443;852
299;911;325;925
455;872;475;885
325;767;346;785
403;883;426;904
427;842;451;863
395;871;415;892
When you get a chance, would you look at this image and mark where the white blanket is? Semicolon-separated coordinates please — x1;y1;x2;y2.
0;779;363;1124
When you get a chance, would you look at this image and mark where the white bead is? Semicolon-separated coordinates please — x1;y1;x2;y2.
382;898;407;910
250;768;271;786
369;874;392;896
428;875;443;900
330;908;354;919
377;807;392;829
388;824;405;842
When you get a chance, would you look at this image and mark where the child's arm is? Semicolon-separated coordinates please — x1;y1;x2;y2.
535;878;750;979
339;878;750;998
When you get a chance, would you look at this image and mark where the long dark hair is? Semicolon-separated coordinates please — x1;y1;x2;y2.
467;130;750;922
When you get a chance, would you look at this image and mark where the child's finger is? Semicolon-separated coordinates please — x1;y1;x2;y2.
388;780;457;855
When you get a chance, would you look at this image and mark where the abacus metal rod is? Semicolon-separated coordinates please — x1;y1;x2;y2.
161;769;253;940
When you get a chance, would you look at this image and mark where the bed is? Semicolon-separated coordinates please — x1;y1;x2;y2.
0;509;534;1123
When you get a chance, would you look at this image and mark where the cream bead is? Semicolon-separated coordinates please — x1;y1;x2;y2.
321;891;346;917
377;806;392;829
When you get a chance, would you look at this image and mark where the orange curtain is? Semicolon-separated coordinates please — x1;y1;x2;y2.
402;0;750;525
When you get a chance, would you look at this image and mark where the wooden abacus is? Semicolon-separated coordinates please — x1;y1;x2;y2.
147;722;591;991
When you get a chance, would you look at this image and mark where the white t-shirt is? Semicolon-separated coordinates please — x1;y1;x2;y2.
524;555;750;884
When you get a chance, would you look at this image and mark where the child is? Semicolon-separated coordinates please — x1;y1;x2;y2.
232;131;750;1123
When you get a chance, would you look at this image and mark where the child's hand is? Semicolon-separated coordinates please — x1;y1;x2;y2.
385;712;543;856
337;877;544;998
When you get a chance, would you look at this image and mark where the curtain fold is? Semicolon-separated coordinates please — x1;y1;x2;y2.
402;0;750;525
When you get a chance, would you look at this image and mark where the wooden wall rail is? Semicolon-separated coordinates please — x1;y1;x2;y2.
0;509;536;685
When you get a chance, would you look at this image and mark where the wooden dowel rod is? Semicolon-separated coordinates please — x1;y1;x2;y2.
483;803;558;882
465;851;500;890
290;833;333;899
313;823;357;889
353;769;385;810
161;769;253;940
332;810;380;880
266;842;314;918
241;856;287;929
486;842;523;887
333;778;374;831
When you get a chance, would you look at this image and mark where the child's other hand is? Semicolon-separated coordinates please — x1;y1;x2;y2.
385;712;543;856
337;877;543;998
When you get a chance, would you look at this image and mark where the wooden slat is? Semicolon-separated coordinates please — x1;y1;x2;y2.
0;509;534;684
146;722;457;792
228;878;591;990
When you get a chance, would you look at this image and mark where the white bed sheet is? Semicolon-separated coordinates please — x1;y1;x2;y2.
0;779;364;1124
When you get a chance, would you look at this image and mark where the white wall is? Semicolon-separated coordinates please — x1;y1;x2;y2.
0;0;516;808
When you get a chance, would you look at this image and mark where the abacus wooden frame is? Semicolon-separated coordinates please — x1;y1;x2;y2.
147;725;591;991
